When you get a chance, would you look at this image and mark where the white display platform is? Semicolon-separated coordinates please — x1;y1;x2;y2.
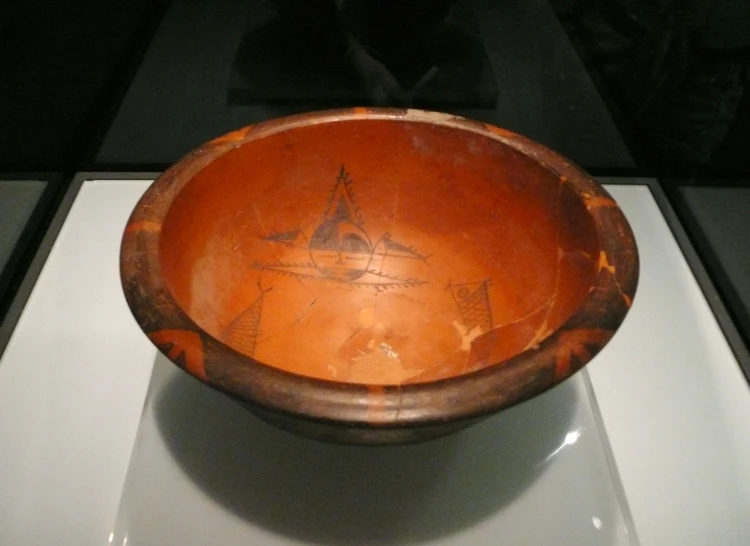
110;353;634;546
1;179;748;546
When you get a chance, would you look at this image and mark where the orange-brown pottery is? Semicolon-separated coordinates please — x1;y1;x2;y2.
121;108;638;444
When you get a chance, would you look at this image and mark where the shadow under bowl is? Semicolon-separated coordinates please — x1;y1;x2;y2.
120;108;638;444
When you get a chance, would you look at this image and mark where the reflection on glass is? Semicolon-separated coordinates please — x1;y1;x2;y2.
95;0;638;170
230;0;498;109
555;0;750;175
545;427;583;462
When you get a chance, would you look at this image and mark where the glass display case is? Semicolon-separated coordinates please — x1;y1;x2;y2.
1;1;748;544
0;174;58;323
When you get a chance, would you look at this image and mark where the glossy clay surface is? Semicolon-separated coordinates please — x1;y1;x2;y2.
159;118;599;385
122;109;637;444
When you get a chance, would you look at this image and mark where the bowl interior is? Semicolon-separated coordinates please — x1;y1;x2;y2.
158;118;600;385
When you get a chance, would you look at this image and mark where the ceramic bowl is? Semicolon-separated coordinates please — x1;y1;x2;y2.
120;108;638;445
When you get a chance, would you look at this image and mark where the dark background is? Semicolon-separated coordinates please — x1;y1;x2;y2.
1;0;748;352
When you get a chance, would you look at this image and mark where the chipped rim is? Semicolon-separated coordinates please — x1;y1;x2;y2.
120;107;639;429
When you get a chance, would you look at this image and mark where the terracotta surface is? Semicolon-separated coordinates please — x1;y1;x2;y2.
121;108;638;444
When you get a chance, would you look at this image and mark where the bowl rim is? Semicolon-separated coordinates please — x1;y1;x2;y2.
120;107;639;429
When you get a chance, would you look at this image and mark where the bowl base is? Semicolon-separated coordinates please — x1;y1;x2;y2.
245;403;480;446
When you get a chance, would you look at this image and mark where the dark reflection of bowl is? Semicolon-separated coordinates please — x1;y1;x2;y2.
121;108;638;445
154;355;582;544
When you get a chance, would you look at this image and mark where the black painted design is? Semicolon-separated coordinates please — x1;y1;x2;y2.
447;280;494;332
263;228;302;245
324;165;365;226
173;350;188;369
254;166;428;290
223;283;272;357
154;341;189;369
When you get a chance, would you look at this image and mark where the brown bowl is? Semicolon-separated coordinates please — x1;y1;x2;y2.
121;108;638;445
